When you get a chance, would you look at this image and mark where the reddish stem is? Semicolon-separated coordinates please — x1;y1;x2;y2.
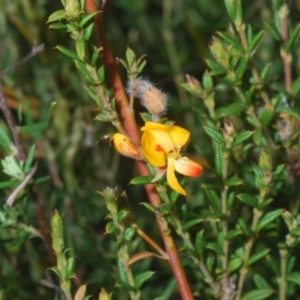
86;1;194;298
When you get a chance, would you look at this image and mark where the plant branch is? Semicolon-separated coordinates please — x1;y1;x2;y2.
86;1;194;298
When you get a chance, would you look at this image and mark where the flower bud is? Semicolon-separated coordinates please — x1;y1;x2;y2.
113;133;143;159
127;78;168;121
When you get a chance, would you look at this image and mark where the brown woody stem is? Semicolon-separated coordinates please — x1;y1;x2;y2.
86;1;194;298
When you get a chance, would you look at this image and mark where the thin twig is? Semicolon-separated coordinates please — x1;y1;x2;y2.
7;163;38;206
0;43;45;75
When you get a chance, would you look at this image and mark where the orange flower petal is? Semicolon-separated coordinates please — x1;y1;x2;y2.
173;157;203;177
141;131;166;167
167;158;186;195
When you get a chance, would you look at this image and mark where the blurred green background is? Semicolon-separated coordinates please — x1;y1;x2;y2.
1;0;300;299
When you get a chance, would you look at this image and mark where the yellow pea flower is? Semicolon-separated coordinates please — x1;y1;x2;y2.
112;133;143;160
141;122;202;195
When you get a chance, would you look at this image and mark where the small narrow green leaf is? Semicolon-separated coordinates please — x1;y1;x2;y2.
266;255;280;275
215;103;245;119
247;248;270;266
74;61;95;83
56;45;79;60
228;257;242;272
203;126;224;144
235;56;248;79
241;289;274;300
47;9;66;23
83;22;94;41
0;127;12;152
24;144;36;173
253;274;272;289
215;143;224;176
205;59;226;76
286;272;300;286
49;23;66;30
79;11;98;27
126;47;136;66
232;131;253;148
75;39;86;61
182;219;202;231
263;22;281;41
135;271;154;289
259;108;274;126
195;230;205;256
249;30;264;53
204;189;221;212
206;242;223;254
225;229;241;240
287;24;300;51
217;32;244;53
129;176;154;185
256;209;282;231
237;193;257;207
225;176;243;187
291;75;300;96
202;70;213;90
0;180;18;189
123;227;135;241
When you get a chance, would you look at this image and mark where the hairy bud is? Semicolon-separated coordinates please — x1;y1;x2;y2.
127;78;168;121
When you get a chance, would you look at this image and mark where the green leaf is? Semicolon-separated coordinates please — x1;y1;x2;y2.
182;219;202;231
215;103;245;119
215;143;224;176
125;47;136;66
83;22;94;41
217;32;244;53
247;248;270;266
206;242;223;254
74;61;95;83
253;274;272;289
24;145;36;173
203;189;221;212
117;209;128;223
79;11;98;27
287;24;300;51
286;272;300;286
263;21;281;41
195;230;205;256
228;257;242;272
202;70;213;90
223;0;243;26
266;255;280;275
291;75;300;96
206;59;226;76
123;227;135;241
238;218;254;237
241;289;274;300
256;209;282;231
47;9;66;23
249;30;264;53
135;271;154;289
0;180;18;189
56;45;80;60
225;229;241;240
257;198;273;210
259;108;274;126
235;56;248;79
129;176;154;185
225;176;243;187
49;23;66;30
203;126;224;144
232;131;253;148
19;102;56;133
237;193;257;207
0;127;12;152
